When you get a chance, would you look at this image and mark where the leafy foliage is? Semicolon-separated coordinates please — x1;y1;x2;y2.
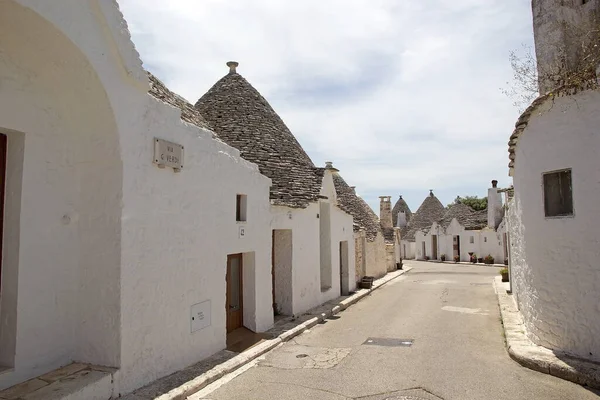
448;196;487;211
500;44;539;112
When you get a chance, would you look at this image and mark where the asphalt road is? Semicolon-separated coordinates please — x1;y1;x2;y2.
193;261;600;400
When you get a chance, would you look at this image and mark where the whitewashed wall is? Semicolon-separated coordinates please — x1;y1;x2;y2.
118;96;273;395
400;240;415;260
509;90;600;362
417;220;506;262
365;234;388;278
0;1;274;396
270;170;354;316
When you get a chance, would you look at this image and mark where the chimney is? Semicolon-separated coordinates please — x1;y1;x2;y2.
396;195;407;228
379;196;392;229
487;179;503;229
350;186;356;193
227;61;239;74
324;161;339;172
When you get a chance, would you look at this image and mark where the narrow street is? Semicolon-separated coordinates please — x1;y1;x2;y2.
193;261;600;400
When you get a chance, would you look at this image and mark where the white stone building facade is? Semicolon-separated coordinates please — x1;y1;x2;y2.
507;0;600;363
0;1;275;396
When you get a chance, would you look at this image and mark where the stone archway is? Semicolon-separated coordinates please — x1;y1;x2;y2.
0;0;123;388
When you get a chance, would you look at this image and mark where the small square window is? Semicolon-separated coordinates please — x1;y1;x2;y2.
543;169;573;217
236;194;247;222
484;237;487;243
470;236;474;244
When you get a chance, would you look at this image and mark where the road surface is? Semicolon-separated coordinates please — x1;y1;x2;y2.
192;261;600;400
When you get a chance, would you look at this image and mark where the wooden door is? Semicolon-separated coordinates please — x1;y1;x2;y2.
0;134;6;291
226;254;243;333
432;235;438;259
453;235;459;258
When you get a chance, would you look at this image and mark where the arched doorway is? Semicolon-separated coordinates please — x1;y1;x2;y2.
0;1;123;389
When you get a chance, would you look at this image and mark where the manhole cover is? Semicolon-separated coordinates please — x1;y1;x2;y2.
295;354;308;358
362;338;414;347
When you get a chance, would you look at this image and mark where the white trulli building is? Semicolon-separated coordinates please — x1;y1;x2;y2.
0;1;277;397
400;191;446;260
392;195;413;259
416;180;508;263
332;174;389;282
506;0;600;363
195;64;355;315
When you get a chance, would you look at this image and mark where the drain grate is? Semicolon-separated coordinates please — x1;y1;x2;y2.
296;354;308;358
362;338;414;347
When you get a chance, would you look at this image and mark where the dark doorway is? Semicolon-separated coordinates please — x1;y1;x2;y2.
339;241;349;296
226;254;243;333
453;235;461;261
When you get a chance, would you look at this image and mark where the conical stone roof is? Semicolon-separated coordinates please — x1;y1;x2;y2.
332;173;382;242
392;195;412;227
195;63;324;208
148;72;213;131
438;203;487;230
402;191;446;241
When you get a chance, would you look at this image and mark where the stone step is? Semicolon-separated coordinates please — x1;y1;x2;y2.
0;363;116;400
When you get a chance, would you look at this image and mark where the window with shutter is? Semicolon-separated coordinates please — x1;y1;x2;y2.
543;169;573;217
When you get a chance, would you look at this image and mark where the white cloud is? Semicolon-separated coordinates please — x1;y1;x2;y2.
119;0;534;212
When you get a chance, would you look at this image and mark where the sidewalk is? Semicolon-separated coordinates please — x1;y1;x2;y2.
123;267;412;400
494;276;600;389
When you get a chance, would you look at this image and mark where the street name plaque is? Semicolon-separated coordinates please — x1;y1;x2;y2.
154;138;184;171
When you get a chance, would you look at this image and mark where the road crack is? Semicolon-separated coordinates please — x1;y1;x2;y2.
257;380;351;399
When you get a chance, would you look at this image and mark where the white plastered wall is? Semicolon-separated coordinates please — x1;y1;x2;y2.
400;240;415;259
509;90;600;362
270;171;355;315
418;220;505;263
0;0;274;395
364;234;387;279
0;1;123;387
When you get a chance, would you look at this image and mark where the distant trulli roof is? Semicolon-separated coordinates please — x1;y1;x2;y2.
438;203;488;231
332;173;382;242
148;72;213;131
392;195;412;227
402;191;446;241
194;62;325;208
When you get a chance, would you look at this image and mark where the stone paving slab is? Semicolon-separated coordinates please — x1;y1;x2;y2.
494;276;600;389
123;267;411;400
0;364;116;400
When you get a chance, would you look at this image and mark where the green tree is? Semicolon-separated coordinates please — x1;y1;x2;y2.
449;196;487;211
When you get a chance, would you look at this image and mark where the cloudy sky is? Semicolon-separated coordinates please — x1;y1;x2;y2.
119;0;534;212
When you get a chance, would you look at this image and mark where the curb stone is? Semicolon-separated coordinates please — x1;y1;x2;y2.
146;267;412;400
494;276;600;389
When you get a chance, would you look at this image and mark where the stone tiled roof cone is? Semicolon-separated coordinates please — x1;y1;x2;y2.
195;62;324;208
438;203;487;231
332;173;382;242
403;190;446;241
392;195;412;227
148;72;213;131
